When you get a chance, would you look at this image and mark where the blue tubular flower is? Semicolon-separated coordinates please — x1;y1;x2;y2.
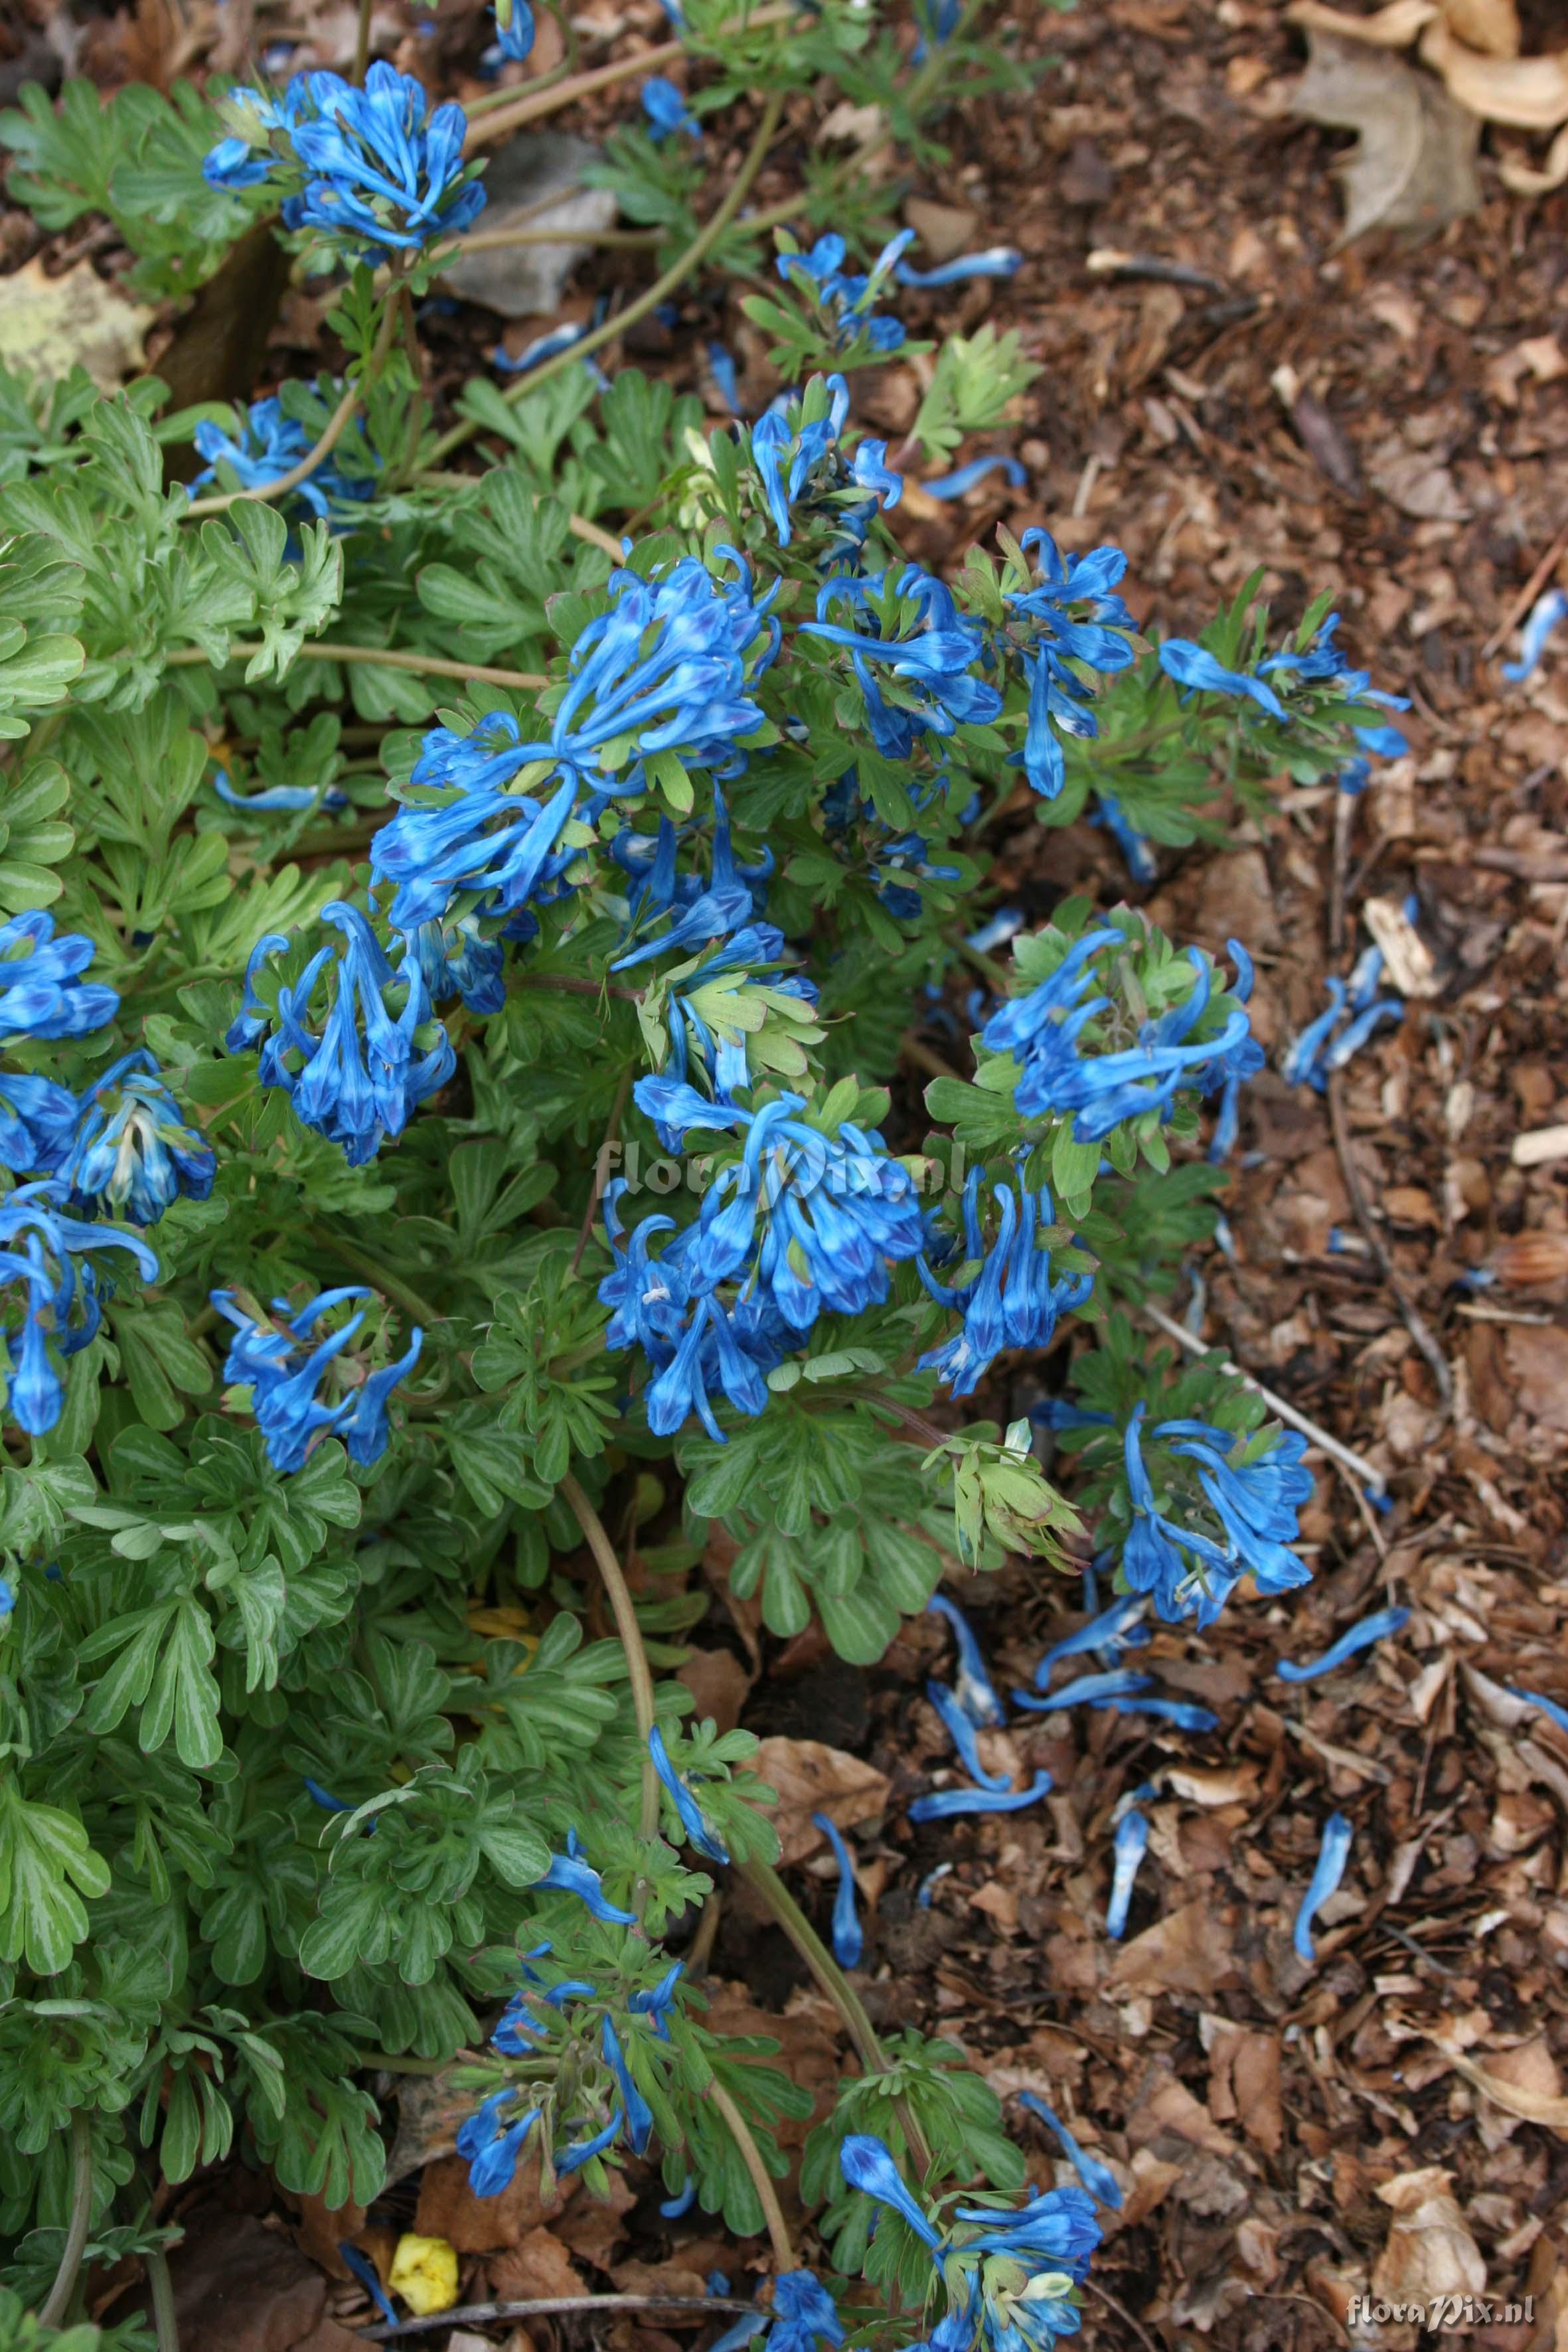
1158;641;1289;720
1000;532;1137;801
1508;1687;1568;1737
926;1594;1006;1728
1320;994;1403;1074
494;321;593;374
212;1285;420;1473
747;376;902;552
202;78;313;189
457;2090;539;2197
927;1680;1012;1790
838;2135;944;2249
1014;2094;1122;2211
1031;1598;1148;1687
778;232;912;353
54;1051;214;1225
215;769;349;815
1281;979;1346;1090
895;248;1022;286
649;1725;730;1863
768;2272;844;2352
1105;1809;1147;1940
532;1847;638;1924
919;455;1028;500
303;1776;354;1812
981;929;1259;1144
339;2243;398;2326
916;1165;1093;1398
190;394;376;524
907;1773;1052;1822
1012;1669;1153;1713
642;76;700;139
229;902;454;1164
811;1812;864;1968
1093;1695;1217;1731
1293;1812;1354;1962
283;64;485;264
1502;586;1568;683
661;2175;697;2217
821;769;959;919
601;2017;655;2154
1275;1605;1410;1683
0;1182;159;1435
494;1;536;60
707;342;742;414
1092;791;1157;886
805;567;1000;753
0;1073;78;1175
410;911;507;1016
0;913;118;1042
1119;1403;1312;1630
558;2106;625;2176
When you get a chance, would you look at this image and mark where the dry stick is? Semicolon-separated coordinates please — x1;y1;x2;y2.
560;1472;661;1842
1083;2276;1164;2352
462;6;793;151
164;642;547;690
1140;1298;1387;1497
1480;514;1568;659
356;2293;766;2345
185;291;402;519
455;223;663;252
39;2113;94;2329
709;2079;796;2270
428;88;785;471
1325;1069;1454;1417
353;0;374;80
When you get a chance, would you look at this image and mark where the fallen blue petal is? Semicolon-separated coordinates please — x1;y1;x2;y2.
1502;586;1568;683
1105;1808;1147;1940
919;454;1028;499
909;1772;1053;1821
1508;1687;1568;1738
1033;1597;1149;1686
1013;1668;1154;1712
917;1861;953;1908
339;2243;397;2325
895;248;1022;286
811;1810;864;1968
1091;1695;1219;1732
660;2175;696;2217
926;1593;1006;1726
1015;2090;1123;2209
927;1678;1012;1789
1276;1605;1411;1684
1293;1811;1354;1962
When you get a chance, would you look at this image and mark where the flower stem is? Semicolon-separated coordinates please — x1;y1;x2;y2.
163;643;548;690
146;2245;181;2352
39;2111;94;2328
353;0;374;80
455;224;661;253
560;1473;661;1845
708;2079;795;2270
427;89;785;471
742;1859;935;2174
461;7;793;151
185;289;402;519
305;1227;443;1329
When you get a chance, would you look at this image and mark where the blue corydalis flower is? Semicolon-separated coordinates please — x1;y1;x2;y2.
1015;2091;1123;2211
0;1072;78;1176
1003;532;1137;801
191;394;376;524
765;2271;844;2352
707;342;742;414
1094;1694;1218;1731
805;564;1000;754
1105;1809;1147;1940
558;2106;625;2176
661;2175;696;2218
0;912;118;1043
55;1051;214;1227
338;2242;397;2326
1120;1401;1313;1629
908;1772;1052;1822
0;1182;159;1436
532;1847;637;1924
215;769;349;815
494;320;593;374
493;1;535;60
273;65;485;263
778;232;911;353
229;902;454;1165
649;1725;730;1863
838;2134;943;2248
1275;1605;1410;1684
212;1285;420;1474
895;247;1020;287
1093;791;1157;884
1033;1595;1148;1685
927;1679;1012;1790
1293;1812;1354;1962
1012;1668;1153;1713
642;76;700;139
926;1593;1005;1727
203;76;313;189
1158;640;1289;720
749;374;902;552
601;2016;655;2154
811;1812;864;1968
916;1164;1092;1397
457;2090;539;2197
1502;586;1568;683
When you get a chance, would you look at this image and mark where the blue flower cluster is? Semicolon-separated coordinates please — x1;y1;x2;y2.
1121;1403;1314;1627
1158;612;1410;795
916;1166;1092;1399
1000;534;1138;802
599;1081;925;1440
204;64;485;265
778;232;911;354
213;1285;420;1473
1282;934;1404;1092
50;1052;216;1226
0;1183;160;1435
749;374;902;554
189;394;377;526
805;568;1001;757
980;930;1261;1144
840;2134;1100;2352
821;769;961;920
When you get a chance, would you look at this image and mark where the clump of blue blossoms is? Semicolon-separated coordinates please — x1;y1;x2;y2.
189;394;378;524
213;1285;420;1472
748;374;903;554
0;1184;159;1434
1121;1404;1314;1626
53;1051;216;1225
204;64;486;263
775;230;911;354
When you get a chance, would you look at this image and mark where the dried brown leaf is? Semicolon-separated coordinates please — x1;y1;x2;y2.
1420;17;1568;125
1372;2166;1489;2302
1284;0;1437;42
1107;1900;1241;1998
1289;31;1482;242
751;1737;889;1865
1441;0;1519;56
0;256;154;392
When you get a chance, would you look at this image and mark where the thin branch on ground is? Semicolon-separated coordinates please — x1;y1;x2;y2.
1140;1299;1387;1496
356;2292;765;2343
1325;1071;1454;1418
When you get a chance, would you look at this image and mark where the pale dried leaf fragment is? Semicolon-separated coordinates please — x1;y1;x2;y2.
751;1737;890;1866
1288;31;1482;241
1108;1900;1241;1998
1421;16;1568;125
1363;895;1440;996
1425;2045;1568;2134
1284;0;1437;42
1441;0;1520;55
1372;2167;1488;2302
1500;123;1568;195
0;256;155;392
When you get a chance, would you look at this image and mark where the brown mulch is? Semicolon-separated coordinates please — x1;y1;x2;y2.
12;0;1568;2344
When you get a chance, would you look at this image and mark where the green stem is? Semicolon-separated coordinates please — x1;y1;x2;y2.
353;0;374;78
147;2245;181;2352
427;89;785;471
361;2050;461;2074
560;1473;661;1847
39;2112;94;2328
163;643;547;690
305;1229;443;1328
185;289;401;519
708;2080;795;2270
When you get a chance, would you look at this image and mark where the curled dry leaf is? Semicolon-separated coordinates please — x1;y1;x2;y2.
1499;122;1568;194
1440;0;1520;57
1373;2167;1488;2302
1420;17;1568;126
1107;1900;1242;1999
751;1735;890;1865
1284;0;1439;44
0;256;155;393
1424;2045;1568;2134
1288;31;1482;242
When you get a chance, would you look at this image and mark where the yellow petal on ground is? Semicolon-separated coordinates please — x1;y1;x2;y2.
1283;0;1438;46
389;2233;461;2315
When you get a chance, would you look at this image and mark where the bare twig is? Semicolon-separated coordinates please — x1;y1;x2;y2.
1480;516;1568;659
164;643;547;690
1083;2276;1166;2352
356;2292;765;2343
1140;1299;1387;1497
462;5;793;151
1324;1071;1453;1419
